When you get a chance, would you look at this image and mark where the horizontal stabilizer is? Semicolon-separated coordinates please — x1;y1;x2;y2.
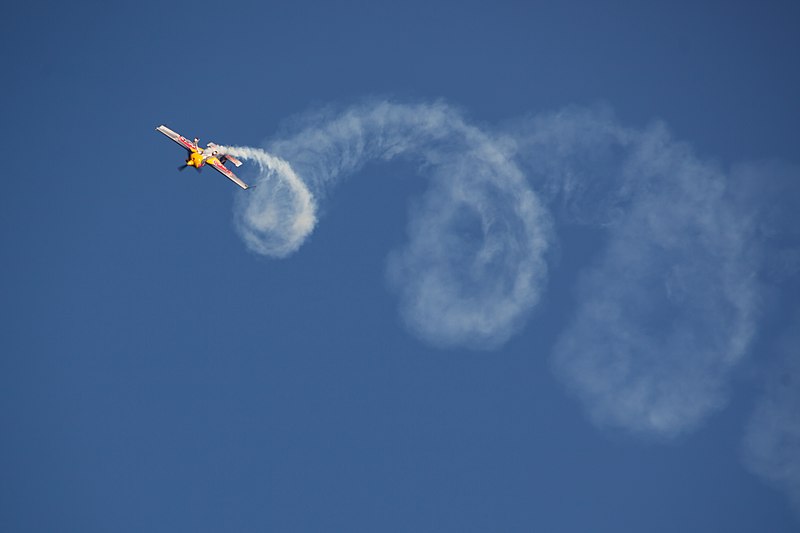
225;155;243;167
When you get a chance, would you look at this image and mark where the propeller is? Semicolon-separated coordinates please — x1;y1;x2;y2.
178;164;188;171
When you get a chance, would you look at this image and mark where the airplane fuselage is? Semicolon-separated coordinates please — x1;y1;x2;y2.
186;142;223;168
186;151;206;168
157;125;250;189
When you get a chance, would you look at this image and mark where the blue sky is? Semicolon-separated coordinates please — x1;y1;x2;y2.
2;1;800;531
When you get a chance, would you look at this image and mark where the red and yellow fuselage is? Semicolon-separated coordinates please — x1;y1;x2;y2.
186;151;205;168
186;151;225;169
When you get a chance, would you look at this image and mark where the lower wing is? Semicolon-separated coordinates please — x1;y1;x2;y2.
207;158;251;190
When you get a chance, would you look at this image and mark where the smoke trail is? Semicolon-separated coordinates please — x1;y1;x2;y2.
743;325;800;518
227;101;552;349
220;101;798;520
737;166;800;516
224;102;762;438
515;107;759;437
219;147;316;258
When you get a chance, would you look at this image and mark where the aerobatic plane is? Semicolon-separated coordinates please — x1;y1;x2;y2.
155;125;252;190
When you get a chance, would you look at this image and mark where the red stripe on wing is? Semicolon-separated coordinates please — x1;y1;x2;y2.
177;136;196;151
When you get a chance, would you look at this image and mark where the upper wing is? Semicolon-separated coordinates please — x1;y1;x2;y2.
155;125;197;153
207;158;251;190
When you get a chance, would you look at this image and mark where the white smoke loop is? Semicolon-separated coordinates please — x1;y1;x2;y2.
225;103;761;439
220;146;316;258
515;107;759;437
229;101;552;348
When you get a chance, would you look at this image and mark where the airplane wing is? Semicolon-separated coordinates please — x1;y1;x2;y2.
208;158;251;190
155;125;198;153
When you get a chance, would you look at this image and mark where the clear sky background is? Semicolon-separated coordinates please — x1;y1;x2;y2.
2;1;800;532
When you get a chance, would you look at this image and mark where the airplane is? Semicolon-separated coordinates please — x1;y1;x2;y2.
155;125;252;190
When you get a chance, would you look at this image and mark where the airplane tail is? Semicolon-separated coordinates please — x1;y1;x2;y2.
221;155;243;167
